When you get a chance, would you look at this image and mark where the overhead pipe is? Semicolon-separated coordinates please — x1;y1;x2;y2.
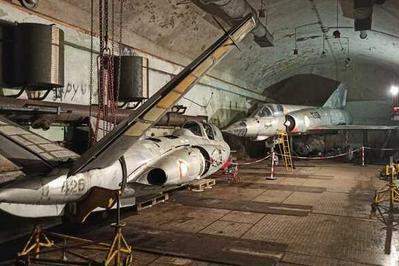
0;97;208;129
192;0;273;47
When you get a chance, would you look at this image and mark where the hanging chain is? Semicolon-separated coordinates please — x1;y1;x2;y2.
119;0;123;51
103;0;109;133
94;0;118;140
115;0;123;110
109;0;116;128
94;0;104;142
88;0;94;146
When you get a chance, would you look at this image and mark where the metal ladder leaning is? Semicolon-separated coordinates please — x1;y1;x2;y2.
277;130;293;170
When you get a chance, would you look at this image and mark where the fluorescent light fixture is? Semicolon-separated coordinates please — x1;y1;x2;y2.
390;85;399;96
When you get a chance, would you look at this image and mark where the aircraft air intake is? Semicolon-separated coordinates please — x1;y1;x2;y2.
284;115;296;132
147;168;167;186
143;147;206;186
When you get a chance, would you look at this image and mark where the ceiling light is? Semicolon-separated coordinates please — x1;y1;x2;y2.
360;30;367;39
390;86;399;96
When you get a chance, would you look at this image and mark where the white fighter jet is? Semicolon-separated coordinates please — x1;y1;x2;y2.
224;83;399;141
0;16;256;221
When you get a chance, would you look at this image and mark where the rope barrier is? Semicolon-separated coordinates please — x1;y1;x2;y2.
231;154;272;166
275;148;361;160
227;146;398;166
364;147;399;151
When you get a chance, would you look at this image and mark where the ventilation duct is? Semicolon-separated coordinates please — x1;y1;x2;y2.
12;23;64;89
192;0;273;47
113;56;146;102
0;22;14;87
353;0;373;31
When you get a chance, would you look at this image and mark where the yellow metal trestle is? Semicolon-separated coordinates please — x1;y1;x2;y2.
370;164;399;254
18;225;54;258
104;223;133;265
276;130;293;170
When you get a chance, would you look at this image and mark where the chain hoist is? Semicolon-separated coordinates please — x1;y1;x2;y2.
93;0;121;142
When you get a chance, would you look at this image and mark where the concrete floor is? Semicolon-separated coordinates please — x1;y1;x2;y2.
123;161;397;265
13;161;398;265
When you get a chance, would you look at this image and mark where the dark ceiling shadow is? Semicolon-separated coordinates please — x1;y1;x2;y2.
263;74;340;106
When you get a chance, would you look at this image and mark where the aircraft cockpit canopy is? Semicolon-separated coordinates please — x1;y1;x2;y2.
203;123;215;140
183;121;203;137
253;104;283;118
182;121;220;140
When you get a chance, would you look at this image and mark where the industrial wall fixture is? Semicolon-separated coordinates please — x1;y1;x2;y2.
18;0;38;9
333;30;341;38
10;23;64;99
113;56;148;108
192;0;274;47
0;21;15;88
353;0;373;39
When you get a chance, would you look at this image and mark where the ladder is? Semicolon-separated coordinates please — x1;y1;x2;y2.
276;130;293;170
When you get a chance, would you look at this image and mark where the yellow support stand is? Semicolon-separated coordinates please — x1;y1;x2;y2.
18;225;54;258
276;130;293;170
370;164;399;254
104;191;134;265
104;223;133;265
17;192;134;265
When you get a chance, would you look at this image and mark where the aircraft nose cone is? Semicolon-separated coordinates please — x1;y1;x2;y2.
223;121;248;137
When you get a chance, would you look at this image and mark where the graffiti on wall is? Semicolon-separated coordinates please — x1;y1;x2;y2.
51;82;97;104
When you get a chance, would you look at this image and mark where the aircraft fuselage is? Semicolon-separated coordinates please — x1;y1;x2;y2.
0;123;230;218
224;104;352;140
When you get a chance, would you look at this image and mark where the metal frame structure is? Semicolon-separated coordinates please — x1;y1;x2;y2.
370;164;399;254
17;194;133;265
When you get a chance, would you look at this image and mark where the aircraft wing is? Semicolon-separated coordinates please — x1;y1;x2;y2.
308;125;399;131
67;15;256;176
0;115;79;174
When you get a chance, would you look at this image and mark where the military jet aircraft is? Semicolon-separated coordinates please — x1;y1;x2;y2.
224;83;399;141
0;15;256;221
0;118;229;219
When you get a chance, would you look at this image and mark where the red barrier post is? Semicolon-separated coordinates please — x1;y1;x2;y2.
268;148;276;180
361;146;365;166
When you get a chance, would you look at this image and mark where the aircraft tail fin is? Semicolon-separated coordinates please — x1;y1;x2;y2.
322;83;347;109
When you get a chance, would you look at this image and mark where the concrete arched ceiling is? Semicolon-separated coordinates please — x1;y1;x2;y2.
39;0;399;101
216;0;399;101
